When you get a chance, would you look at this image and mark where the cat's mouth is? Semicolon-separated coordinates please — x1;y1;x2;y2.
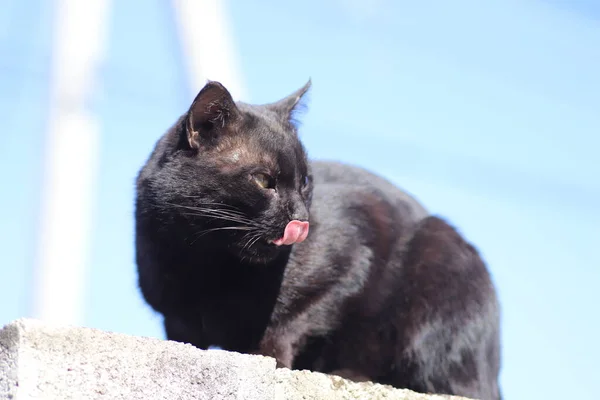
270;220;310;246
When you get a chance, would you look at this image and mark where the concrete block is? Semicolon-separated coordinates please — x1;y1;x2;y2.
0;319;471;400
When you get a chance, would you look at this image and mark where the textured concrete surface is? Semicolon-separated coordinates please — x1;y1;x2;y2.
0;319;471;399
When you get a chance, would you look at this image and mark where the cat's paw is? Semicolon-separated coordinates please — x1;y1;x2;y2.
258;336;293;369
249;349;291;369
275;359;289;369
330;369;371;383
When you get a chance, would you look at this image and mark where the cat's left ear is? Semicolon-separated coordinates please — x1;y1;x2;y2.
267;79;311;124
186;81;239;149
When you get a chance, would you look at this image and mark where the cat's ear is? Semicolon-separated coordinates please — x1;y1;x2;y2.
267;79;311;124
185;81;239;149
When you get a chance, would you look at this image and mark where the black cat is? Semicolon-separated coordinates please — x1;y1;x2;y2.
135;80;502;400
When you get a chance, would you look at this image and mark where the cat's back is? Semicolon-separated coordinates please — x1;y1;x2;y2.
310;161;428;223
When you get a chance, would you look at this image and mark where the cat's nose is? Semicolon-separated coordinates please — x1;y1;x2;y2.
288;193;309;222
290;203;309;222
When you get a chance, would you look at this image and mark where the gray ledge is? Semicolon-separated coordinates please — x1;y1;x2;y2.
0;319;471;400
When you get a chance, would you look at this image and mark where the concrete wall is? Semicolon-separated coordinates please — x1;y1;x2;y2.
0;319;470;399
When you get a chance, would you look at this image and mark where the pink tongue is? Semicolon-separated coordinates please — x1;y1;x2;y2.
272;220;310;246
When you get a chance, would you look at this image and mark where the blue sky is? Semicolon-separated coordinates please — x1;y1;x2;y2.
1;1;599;399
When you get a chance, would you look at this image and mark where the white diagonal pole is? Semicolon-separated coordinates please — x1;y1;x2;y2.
32;0;111;325
171;0;246;100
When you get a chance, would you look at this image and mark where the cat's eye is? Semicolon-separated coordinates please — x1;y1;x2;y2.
302;175;310;188
253;173;274;189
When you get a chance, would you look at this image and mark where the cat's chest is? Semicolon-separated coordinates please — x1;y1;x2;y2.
169;256;280;302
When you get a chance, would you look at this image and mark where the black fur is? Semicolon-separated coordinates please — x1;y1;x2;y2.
135;81;502;400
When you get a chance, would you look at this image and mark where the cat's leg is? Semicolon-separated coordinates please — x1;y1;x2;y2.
163;315;210;350
257;325;296;368
258;310;331;369
400;337;497;400
389;216;501;400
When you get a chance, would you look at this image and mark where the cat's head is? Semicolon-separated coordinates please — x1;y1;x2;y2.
143;80;313;263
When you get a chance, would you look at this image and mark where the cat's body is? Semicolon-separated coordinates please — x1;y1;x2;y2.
135;81;501;400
